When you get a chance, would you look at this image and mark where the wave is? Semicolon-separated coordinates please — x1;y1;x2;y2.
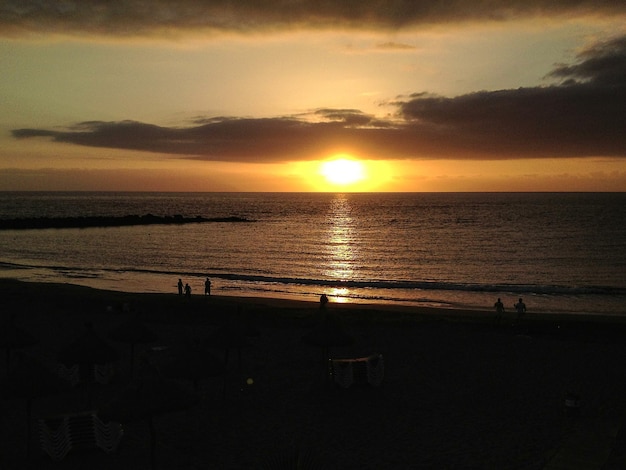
220;283;458;307
206;273;626;297
3;260;624;298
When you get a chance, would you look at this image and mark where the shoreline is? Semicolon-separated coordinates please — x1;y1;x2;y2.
2;259;624;316
2;277;625;325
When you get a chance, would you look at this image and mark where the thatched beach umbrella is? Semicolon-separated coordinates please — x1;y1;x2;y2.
57;322;120;406
0;315;38;371
1;353;71;457
198;324;252;371
58;322;120;368
108;314;158;378
100;376;200;470
302;313;353;362
235;305;262;338
157;342;226;390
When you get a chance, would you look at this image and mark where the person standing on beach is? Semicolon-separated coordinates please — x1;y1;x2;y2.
514;298;526;319
178;278;184;296
205;277;211;296
184;283;192;299
494;298;505;323
320;293;329;309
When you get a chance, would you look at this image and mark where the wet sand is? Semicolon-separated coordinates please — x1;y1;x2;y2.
2;278;626;469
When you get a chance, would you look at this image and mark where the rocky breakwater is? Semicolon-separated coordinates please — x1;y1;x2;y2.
0;214;252;230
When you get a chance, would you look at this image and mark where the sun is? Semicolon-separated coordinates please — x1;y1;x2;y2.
295;155;392;191
320;158;365;186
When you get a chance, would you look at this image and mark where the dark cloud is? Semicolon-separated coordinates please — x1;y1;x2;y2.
395;34;626;158
12;35;626;161
1;0;624;37
12;117;394;162
548;36;626;86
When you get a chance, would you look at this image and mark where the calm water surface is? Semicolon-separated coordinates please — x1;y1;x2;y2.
0;192;624;315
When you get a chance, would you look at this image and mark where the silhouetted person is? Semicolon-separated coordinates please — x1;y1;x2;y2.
205;277;211;296
319;294;329;309
514;298;526;319
494;298;505;323
184;283;191;299
178;278;183;296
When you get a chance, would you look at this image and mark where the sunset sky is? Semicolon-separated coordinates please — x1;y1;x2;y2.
1;1;625;192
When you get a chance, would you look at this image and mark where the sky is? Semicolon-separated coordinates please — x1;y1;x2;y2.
1;1;626;192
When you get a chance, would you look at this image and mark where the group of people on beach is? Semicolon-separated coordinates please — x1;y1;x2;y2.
175;279;525;320
494;297;526;322
177;277;211;298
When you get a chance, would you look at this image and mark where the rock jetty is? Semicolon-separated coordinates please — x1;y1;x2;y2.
0;214;252;230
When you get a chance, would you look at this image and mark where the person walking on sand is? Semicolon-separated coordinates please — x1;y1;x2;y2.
178;278;184;296
204;277;211;296
494;298;505;323
184;283;191;299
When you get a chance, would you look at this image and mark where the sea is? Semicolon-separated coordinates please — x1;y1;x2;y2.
0;192;625;316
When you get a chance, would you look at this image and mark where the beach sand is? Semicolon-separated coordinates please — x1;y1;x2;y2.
2;278;626;469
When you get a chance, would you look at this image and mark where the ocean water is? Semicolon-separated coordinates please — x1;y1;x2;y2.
0;192;625;316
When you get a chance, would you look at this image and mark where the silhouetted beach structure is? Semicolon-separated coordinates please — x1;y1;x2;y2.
236;305;262;338
58;322;120;373
155;342;226;391
1;353;71;457
57;322;120;406
108;314;158;378
329;354;385;389
302;313;353;365
0;314;38;371
100;376;200;470
199;323;252;371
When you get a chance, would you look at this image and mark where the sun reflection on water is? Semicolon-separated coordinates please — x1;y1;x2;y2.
324;194;359;302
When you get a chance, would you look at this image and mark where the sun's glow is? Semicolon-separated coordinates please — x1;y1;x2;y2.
320;158;365;186
290;157;395;191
